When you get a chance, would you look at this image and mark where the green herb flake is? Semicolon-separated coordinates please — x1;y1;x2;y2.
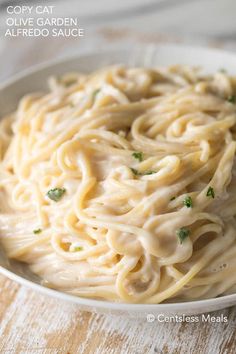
92;89;101;99
33;228;42;234
206;186;215;199
170;196;176;201
227;95;236;104
176;227;190;244
74;246;83;252
132;152;143;162
131;168;140;176
183;196;193;208
131;168;156;176
47;188;66;202
144;170;156;175
219;68;226;73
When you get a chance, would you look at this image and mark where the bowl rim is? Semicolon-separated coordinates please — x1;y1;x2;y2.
1;263;236;313
2;42;236;90
1;43;236;313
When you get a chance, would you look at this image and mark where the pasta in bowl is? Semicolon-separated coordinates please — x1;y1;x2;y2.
1;46;236;313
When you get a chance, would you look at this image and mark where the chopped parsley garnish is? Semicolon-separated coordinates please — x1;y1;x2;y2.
176;227;190;244
219;68;226;73
170;196;176;201
74;246;83;252
92;89;101;99
183;196;193;208
132;152;143;162
47;188;66;202
33;228;42;234
206;186;215;199
130;168;156;176
227;95;236;103
131;168;140;175
144;170;156;175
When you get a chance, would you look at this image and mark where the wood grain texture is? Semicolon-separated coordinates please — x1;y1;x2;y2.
0;274;236;354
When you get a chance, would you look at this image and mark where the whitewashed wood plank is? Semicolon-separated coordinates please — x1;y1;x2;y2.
0;275;236;354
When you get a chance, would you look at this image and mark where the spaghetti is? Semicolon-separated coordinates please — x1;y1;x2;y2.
0;65;236;303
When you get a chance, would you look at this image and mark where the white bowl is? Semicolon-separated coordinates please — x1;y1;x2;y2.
1;44;236;317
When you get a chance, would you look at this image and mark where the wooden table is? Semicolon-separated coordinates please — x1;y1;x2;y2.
0;273;236;353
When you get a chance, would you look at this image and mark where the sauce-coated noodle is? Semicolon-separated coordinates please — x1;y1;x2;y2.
0;65;236;303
